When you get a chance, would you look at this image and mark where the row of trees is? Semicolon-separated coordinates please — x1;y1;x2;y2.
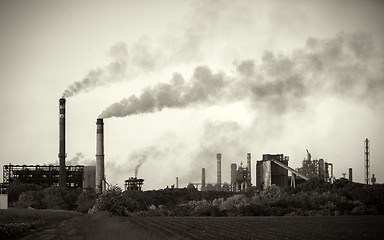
93;179;384;216
6;181;96;212
7;178;384;216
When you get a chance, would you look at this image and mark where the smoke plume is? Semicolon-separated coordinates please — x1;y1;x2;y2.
66;152;96;166
62;42;129;98
99;32;384;119
60;1;234;98
128;146;160;177
99;66;227;118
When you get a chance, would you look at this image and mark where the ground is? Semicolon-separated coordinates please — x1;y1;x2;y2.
1;208;384;239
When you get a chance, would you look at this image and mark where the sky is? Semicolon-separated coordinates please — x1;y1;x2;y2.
0;0;383;190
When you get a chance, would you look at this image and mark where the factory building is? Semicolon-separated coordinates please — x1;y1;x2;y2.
296;150;333;182
2;164;85;188
125;177;144;191
83;166;96;191
230;156;252;192
256;154;289;189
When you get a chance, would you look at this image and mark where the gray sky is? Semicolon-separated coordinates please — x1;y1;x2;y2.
0;0;383;190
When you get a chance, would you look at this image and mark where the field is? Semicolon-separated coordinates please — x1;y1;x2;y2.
1;208;384;239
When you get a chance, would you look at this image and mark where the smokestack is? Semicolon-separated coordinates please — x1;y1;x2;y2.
364;138;370;185
217;153;221;187
247;153;251;184
96;118;105;193
176;177;179;189
348;168;353;182
231;163;237;192
58;98;66;188
201;168;206;191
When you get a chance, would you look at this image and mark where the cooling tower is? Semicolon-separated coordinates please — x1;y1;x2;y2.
96;118;105;193
58;98;67;187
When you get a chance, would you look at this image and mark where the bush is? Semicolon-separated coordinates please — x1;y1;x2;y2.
15;190;42;208
14;186;81;210
94;186;136;216
76;190;97;213
6;181;41;204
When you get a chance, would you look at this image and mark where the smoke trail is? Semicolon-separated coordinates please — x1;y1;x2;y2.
99;66;227;118
128;146;160;177
66;152;96;166
61;1;233;98
99;32;384;118
62;42;129;98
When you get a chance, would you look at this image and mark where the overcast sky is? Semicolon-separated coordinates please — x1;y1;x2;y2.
0;0;383;190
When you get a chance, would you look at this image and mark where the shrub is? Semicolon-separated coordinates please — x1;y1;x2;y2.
15;190;42;208
219;194;248;216
6;181;41;204
41;187;67;209
94;186;137;216
76;190;97;213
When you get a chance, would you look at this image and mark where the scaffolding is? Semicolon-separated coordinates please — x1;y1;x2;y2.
124;177;144;191
2;164;84;188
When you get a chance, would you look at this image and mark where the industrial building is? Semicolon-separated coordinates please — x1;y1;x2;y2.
296;150;333;183
125;177;144;191
256;154;290;189
0;98;99;193
2;164;85;188
2;96;378;195
230;153;252;192
83;166;96;190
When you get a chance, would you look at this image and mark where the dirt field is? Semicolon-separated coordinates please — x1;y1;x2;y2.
1;208;384;239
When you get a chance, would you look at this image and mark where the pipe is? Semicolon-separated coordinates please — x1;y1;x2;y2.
96;118;105;193
217;153;221;187
58;98;66;188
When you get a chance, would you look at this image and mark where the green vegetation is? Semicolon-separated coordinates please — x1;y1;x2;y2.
5;179;384;217
93;179;384;217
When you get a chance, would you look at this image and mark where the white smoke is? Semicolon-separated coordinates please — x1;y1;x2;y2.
66;152;96;166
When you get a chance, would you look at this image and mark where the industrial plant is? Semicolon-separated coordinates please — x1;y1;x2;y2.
0;98;379;196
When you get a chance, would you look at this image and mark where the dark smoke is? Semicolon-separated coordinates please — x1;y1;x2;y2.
99;32;384;118
99;66;227;118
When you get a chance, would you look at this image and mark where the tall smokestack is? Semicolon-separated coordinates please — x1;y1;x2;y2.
364;138;370;185
176;177;179;189
58;98;66;188
96;118;105;193
247;153;252;184
349;168;353;182
201;168;206;191
217;153;221;187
